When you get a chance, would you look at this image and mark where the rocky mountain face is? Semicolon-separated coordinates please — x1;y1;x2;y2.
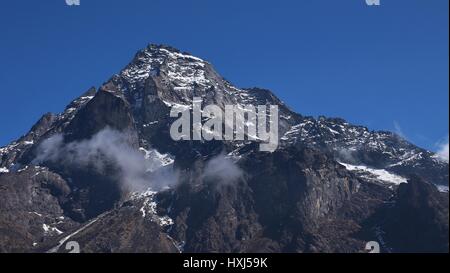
0;44;448;253
377;175;448;252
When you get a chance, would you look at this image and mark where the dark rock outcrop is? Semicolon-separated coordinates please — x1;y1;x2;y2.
0;167;78;252
381;176;449;252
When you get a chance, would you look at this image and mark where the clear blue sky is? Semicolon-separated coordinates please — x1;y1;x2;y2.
0;0;448;151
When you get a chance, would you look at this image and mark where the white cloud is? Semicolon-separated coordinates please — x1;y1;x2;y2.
33;128;179;191
436;138;449;163
202;154;243;185
393;121;406;140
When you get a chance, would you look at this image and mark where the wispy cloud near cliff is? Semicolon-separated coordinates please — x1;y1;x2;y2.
33;128;178;191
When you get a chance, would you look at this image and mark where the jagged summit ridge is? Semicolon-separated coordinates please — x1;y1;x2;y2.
0;43;448;187
106;44;289;112
117;44;209;91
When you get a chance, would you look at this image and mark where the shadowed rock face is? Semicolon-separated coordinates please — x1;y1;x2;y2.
52;206;179;253
0;44;448;253
0;167;78;252
191;147;360;253
380;176;449;252
65;88;138;144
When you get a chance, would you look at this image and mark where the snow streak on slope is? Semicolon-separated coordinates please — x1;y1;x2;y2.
131;189;174;226
437;185;449;193
339;162;407;185
47;214;103;253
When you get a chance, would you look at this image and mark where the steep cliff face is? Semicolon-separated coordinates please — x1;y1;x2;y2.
0;44;448;253
153;146;360;253
380;176;449;252
64;87;138;144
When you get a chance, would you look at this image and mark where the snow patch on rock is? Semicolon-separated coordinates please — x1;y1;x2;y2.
339;162;407;185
